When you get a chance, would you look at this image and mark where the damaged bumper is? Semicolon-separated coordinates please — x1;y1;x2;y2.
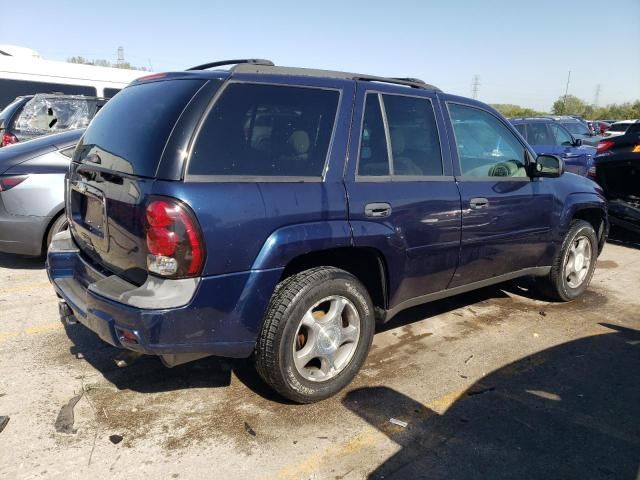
46;230;280;365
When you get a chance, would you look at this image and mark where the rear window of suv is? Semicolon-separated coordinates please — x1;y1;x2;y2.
188;83;340;178
76;79;206;177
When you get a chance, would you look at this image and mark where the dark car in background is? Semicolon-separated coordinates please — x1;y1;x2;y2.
545;115;603;146
593;120;640;233
603;120;638;138
0;93;105;147
0;129;83;255
511;117;595;176
47;60;607;403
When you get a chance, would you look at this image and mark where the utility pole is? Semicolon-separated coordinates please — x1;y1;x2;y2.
116;46;125;67
471;75;480;99
560;70;571;114
593;84;601;107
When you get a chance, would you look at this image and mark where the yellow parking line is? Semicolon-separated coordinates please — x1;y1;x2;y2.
0;322;63;343
0;282;53;295
273;386;469;480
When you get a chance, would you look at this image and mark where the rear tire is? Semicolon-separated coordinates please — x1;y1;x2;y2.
537;220;598;301
255;267;375;403
44;213;68;255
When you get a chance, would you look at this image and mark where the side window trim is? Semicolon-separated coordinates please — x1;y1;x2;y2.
356;89;447;181
445;101;532;181
184;79;343;182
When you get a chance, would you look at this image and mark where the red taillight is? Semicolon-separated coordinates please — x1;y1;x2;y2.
1;132;18;147
145;198;204;278
0;175;28;192
597;140;614;152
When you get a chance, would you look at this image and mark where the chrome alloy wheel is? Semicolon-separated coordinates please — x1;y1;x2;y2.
564;235;592;288
292;295;361;382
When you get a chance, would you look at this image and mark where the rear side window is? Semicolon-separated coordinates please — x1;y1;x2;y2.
526;122;554;145
77;79;205;177
189;83;340;177
607;123;629;132
358;94;389;176
383;95;442;176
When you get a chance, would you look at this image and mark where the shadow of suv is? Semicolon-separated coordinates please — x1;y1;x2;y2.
47;59;608;403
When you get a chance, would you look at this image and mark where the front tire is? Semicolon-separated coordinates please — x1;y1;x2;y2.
255;267;375;403
537;220;598;301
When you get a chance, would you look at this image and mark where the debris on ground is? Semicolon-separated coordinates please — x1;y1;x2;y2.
464;355;474;364
75;352;85;359
54;393;83;434
109;434;123;444
244;422;257;437
468;386;495;396
533;333;540;338
389;418;408;428
539;311;547;317
0;416;9;434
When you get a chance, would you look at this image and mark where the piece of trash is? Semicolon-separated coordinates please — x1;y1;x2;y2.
131;408;138;413
459;374;468;379
389;418;408;428
533;333;540;338
75;352;85;359
293;440;298;445
54;394;83;434
464;355;474;364
0;416;9;434
538;311;547;317
109;434;123;444
244;422;256;437
468;386;495;396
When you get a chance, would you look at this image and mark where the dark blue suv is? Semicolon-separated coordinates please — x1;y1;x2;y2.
47;60;608;403
510;117;596;176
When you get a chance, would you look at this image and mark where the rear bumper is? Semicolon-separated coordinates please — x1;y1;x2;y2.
0;197;50;256
47;231;282;360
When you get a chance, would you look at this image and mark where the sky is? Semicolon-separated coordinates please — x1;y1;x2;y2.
2;0;639;111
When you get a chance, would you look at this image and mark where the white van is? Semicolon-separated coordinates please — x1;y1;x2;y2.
0;45;148;109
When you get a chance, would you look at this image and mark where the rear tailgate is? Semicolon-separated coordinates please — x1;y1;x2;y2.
68;78;209;285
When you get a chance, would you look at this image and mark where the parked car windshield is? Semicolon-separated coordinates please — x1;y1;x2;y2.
76;79;207;177
560;121;590;136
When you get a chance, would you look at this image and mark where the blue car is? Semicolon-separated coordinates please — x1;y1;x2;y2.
47;59;608;403
510;117;596;176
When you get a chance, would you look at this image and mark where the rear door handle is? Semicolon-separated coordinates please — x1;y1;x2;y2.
469;197;489;210
365;202;392;218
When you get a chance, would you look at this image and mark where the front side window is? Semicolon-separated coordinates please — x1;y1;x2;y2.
448;103;527;178
561;121;589;136
513;124;526;138
189;83;340;177
549;123;573;146
383;95;443;176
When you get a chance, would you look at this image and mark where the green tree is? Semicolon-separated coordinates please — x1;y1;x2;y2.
551;95;587;116
67;56;147;71
491;104;546;118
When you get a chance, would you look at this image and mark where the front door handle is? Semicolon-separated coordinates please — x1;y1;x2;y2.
365;202;392;218
469;197;489;210
562;153;580;158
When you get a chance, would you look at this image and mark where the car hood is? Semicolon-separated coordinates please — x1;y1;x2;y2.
0;129;83;174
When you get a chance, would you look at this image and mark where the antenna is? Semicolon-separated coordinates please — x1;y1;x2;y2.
471;74;480;99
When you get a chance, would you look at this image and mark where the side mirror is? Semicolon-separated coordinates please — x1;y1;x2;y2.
573;138;582;147
532;154;564;178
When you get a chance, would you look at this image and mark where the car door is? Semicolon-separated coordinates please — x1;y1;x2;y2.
549;122;589;175
344;84;461;310
444;101;554;287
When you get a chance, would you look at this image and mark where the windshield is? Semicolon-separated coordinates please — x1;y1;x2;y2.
560;121;589;136
608;123;630;132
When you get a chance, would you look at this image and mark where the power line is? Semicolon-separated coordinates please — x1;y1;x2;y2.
593;84;601;107
560;70;571;114
471;74;480;99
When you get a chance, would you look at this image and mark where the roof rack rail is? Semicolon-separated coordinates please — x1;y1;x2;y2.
354;75;439;91
187;59;275;71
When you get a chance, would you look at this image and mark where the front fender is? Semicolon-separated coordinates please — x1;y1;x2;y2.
558;192;608;252
251;220;353;270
